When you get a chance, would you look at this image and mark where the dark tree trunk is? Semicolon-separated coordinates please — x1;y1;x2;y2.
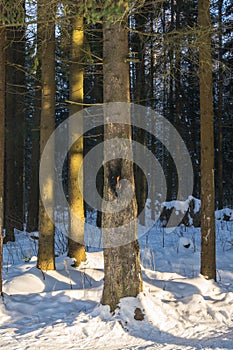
0;25;6;296
150;14;156;221
167;0;175;201
4;1;25;242
198;0;216;281
37;0;56;271
134;13;147;226
26;70;41;233
217;0;223;209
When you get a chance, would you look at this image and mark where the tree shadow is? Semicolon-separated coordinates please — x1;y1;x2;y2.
142;270;201;298
1;279;233;349
0;292;98;335
1;261;233;349
112;295;233;349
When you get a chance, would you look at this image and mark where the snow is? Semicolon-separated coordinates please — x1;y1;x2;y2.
162;196;201;214
216;208;233;221
1;210;233;349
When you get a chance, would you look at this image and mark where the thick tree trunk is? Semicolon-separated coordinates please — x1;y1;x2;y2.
101;18;142;312
0;26;6;296
198;0;216;280
4;2;25;242
37;1;56;271
68;16;86;266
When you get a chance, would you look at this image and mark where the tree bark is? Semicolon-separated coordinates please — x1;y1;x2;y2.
68;16;86;266
101;16;142;312
217;0;223;209
150;13;156;221
0;25;6;296
167;0;175;202
26;69;41;232
4;1;25;242
198;0;216;280
134;13;147;226
37;0;56;271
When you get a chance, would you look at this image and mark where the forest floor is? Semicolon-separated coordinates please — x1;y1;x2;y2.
1;204;233;349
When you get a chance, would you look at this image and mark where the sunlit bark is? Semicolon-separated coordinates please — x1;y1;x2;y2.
67;16;86;267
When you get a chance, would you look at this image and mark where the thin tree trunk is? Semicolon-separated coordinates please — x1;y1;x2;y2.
174;0;182;198
4;1;25;242
167;0;175;201
149;12;158;221
134;14;147;226
0;25;6;296
86;24;103;229
37;1;56;271
0;232;2;297
198;0;216;280
101;15;142;312
217;0;223;209
175;0;181;124
68;16;86;266
26;72;41;232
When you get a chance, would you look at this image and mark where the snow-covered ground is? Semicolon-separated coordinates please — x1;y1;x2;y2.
1;208;233;349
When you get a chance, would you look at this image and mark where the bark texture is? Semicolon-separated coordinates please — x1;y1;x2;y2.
4;1;25;242
37;1;56;271
217;0;223;210
101;18;142;312
198;0;216;280
27;68;41;232
68;16;86;266
0;26;6;295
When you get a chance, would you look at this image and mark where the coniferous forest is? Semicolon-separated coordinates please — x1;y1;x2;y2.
0;1;233;348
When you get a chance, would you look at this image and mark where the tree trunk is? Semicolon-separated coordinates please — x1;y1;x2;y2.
217;0;223;209
150;13;156;221
37;1;56;271
174;0;182;199
68;16;86;266
0;25;6;296
167;0;175;201
175;0;181;125
198;0;216;280
26;69;41;232
134;14;147;226
4;1;25;242
101;16;142;312
85;24;103;228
